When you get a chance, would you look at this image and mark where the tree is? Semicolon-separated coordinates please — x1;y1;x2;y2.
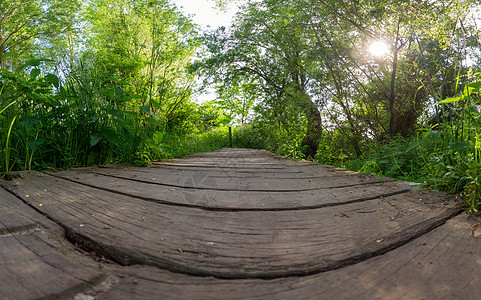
300;0;476;141
204;0;478;158
0;0;80;70
83;0;200;126
217;79;257;125
202;0;323;157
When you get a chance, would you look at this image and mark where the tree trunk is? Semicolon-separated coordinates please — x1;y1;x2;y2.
303;99;322;158
388;18;401;136
0;34;5;69
290;67;322;158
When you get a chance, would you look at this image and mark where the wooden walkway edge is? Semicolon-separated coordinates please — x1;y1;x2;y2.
1;148;480;299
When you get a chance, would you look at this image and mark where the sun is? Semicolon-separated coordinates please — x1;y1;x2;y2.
369;41;390;57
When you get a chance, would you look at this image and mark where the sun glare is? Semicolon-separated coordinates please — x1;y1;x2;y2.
369;41;389;57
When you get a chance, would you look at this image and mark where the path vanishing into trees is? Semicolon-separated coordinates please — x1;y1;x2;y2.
1;148;480;299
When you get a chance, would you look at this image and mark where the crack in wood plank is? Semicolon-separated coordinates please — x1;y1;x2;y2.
45;171;408;212
2;173;461;279
0;148;470;299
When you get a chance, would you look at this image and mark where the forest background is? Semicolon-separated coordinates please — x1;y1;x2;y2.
1;0;481;212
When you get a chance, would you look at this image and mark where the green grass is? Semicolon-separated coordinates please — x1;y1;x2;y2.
0;63;231;174
232;124;307;160
231;116;481;214
335;125;481;214
141;127;231;162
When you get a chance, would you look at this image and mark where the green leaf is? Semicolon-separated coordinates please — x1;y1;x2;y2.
107;109;126;120
440;84;479;104
149;99;162;110
146;117;163;127
29;139;45;152
100;89;116;98
22;117;39;131
20;58;54;71
439;96;462;104
90;134;102;147
453;141;468;152
115;87;124;98
58;86;68;98
87;152;98;165
107;110;136;130
153;131;163;145
468;82;481;90
108;109;137;118
46;74;60;88
140;106;150;114
30;68;41;79
28;59;42;67
102;130;120;146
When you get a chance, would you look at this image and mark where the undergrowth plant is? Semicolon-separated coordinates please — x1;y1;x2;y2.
338;71;481;214
432;71;481;213
232;123;307;160
138;126;230;162
0;59;230;174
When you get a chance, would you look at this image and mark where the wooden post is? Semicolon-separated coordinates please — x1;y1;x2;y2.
229;127;233;148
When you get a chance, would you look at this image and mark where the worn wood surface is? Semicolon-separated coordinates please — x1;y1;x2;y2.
1;148;480;299
0;187;104;299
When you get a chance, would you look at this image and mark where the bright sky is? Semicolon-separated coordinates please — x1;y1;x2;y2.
173;0;237;29
171;0;238;103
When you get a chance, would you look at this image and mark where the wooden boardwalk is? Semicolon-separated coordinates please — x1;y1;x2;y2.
1;148;480;299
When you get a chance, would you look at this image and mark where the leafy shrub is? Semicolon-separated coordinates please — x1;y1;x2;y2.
0;60;231;174
159;127;230;159
231;124;268;149
232;123;306;159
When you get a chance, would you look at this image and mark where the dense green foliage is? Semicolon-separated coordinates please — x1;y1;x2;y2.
0;60;230;172
0;0;81;70
208;0;481;212
0;0;230;174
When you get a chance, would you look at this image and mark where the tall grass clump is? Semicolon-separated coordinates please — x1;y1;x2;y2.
0;59;231;175
423;71;481;213
232;123;308;160
0;59;142;172
344;71;481;214
340;135;428;182
0;59;63;173
146;127;231;160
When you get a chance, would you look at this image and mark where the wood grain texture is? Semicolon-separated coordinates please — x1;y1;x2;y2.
0;188;104;300
2;171;459;279
46;169;408;210
92;214;481;300
51;167;393;191
1;148;477;299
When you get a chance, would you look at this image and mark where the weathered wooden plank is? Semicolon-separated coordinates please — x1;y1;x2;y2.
0;187;104;300
188;148;310;167
88;214;478;300
146;154;363;179
47;170;409;210
109;147;325;173
154;160;289;167
2;148;471;300
151;158;330;172
2;172;459;279
100;163;311;175
184;148;279;159
96;163;368;179
54;167;393;192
